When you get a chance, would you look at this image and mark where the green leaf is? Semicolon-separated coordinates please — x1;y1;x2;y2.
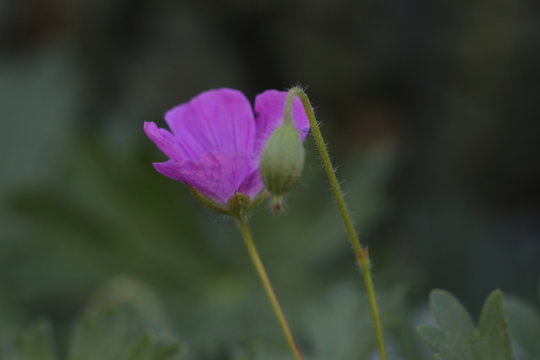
430;290;475;338
68;305;184;360
416;325;453;356
428;289;475;360
418;289;516;360
476;290;515;360
505;296;540;360
0;321;57;360
0;292;185;360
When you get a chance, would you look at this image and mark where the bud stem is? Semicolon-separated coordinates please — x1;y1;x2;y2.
284;87;388;360
236;216;304;360
283;90;297;126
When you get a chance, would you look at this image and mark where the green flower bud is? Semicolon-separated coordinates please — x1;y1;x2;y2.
260;123;305;200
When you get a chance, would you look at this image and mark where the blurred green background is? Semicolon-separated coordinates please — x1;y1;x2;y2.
1;0;539;358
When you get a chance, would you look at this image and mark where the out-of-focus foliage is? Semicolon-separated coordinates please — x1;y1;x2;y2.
504;283;540;360
418;289;515;360
0;0;539;358
0;321;56;360
1;137;401;358
3;280;539;359
69;306;183;360
0;286;185;360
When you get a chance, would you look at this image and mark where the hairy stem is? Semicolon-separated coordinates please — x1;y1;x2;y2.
236;216;304;360
284;87;388;360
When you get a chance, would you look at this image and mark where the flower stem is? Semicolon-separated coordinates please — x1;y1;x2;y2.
285;87;388;360
236;216;304;360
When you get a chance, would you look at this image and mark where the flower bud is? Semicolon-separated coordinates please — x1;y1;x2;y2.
260;123;305;199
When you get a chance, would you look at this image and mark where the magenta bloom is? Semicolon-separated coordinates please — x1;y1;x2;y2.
144;88;309;206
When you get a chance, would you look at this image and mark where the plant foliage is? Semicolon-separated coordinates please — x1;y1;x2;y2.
418;289;515;360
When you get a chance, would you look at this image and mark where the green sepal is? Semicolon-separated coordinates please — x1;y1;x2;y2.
188;187;268;218
247;190;269;212
227;193;251;218
187;185;275;219
188;187;230;215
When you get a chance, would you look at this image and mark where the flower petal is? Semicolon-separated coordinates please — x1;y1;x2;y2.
159;152;255;205
163;104;209;161
165;89;255;159
153;160;186;182
144;121;184;162
253;90;310;155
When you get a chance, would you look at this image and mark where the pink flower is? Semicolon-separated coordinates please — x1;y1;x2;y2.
144;88;309;206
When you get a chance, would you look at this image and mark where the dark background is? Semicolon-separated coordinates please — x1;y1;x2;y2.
1;0;539;358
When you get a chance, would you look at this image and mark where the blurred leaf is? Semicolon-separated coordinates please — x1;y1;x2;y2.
0;283;185;360
505;295;540;360
430;290;475;347
87;277;169;330
304;284;374;359
0;321;57;360
474;291;514;360
303;283;416;360
418;289;516;360
68;304;184;360
416;326;448;355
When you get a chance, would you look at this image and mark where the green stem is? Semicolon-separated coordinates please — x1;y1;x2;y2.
285;87;388;360
236;216;304;360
